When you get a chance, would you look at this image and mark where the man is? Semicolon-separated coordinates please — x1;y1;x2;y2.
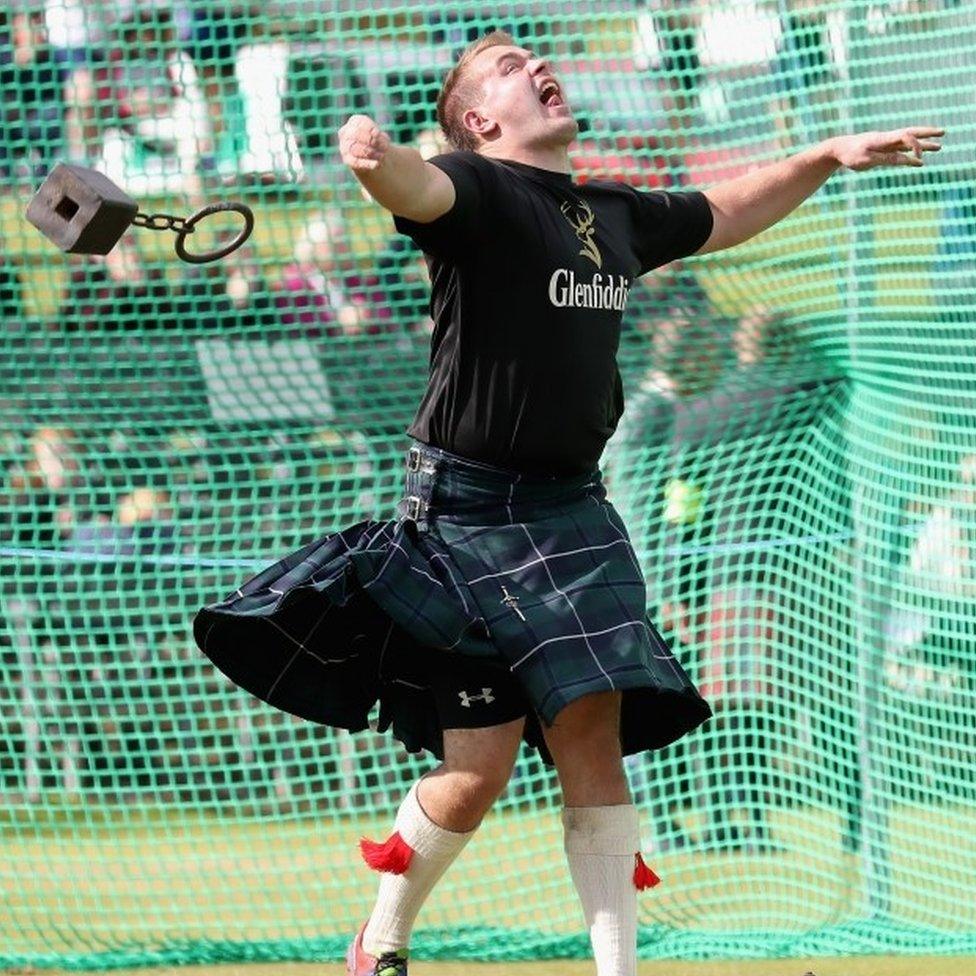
195;29;941;976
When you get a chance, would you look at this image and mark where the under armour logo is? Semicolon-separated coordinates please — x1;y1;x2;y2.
458;688;495;707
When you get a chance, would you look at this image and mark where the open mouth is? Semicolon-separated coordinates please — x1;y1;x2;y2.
539;80;564;108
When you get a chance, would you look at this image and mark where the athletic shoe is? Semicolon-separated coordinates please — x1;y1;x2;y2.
346;923;409;976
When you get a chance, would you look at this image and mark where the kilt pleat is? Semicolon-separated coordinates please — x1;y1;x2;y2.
193;441;711;762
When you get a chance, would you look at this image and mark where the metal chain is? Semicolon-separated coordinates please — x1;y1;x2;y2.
132;212;194;235
130;202;254;262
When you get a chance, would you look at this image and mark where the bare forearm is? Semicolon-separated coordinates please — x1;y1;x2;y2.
698;126;943;253
703;139;840;250
353;143;432;218
338;115;455;222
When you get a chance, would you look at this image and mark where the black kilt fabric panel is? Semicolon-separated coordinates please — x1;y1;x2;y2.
193;441;712;762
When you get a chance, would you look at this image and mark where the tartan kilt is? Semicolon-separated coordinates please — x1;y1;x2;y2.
193;440;712;762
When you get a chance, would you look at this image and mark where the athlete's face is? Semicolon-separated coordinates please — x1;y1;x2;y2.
465;45;578;150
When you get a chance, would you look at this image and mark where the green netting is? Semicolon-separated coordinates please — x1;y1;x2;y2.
1;0;974;969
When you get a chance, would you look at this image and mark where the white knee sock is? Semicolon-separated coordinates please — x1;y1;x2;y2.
563;804;656;976
361;781;476;955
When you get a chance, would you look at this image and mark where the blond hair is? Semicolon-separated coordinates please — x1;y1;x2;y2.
436;31;516;152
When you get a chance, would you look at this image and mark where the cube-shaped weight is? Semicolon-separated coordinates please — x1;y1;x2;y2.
26;163;138;255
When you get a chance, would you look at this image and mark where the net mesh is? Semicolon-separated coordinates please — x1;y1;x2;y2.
2;0;974;968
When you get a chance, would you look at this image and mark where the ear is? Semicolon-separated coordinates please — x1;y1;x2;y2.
462;108;498;139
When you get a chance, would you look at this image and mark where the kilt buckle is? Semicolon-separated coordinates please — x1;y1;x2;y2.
405;495;427;521
407;446;422;471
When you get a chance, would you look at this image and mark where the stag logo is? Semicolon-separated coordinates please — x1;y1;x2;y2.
560;198;602;269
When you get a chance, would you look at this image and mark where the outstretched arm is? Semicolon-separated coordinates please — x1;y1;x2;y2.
695;127;944;255
338;114;456;223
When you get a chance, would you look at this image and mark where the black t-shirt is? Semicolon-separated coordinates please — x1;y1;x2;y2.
394;151;714;476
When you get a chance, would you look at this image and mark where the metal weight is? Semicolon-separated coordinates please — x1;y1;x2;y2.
26;162;255;264
26;162;138;255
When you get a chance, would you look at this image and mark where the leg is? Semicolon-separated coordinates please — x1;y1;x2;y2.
543;690;628;806
360;717;524;956
543;691;647;976
418;719;524;831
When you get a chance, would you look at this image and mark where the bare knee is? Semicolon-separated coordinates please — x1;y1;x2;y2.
419;719;524;830
543;692;630;806
428;767;507;814
546;691;621;753
442;722;522;799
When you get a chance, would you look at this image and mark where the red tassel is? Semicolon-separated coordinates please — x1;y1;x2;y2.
633;852;661;890
359;831;414;874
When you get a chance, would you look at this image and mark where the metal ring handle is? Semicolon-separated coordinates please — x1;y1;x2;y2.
174;202;255;264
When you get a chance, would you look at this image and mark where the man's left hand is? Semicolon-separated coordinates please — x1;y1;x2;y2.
829;127;944;171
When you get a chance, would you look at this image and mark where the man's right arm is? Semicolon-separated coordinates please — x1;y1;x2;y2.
338;114;455;224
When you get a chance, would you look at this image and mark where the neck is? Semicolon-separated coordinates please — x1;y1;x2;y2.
478;142;572;174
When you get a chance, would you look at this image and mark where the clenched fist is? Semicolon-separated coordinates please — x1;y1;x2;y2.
338;114;391;172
